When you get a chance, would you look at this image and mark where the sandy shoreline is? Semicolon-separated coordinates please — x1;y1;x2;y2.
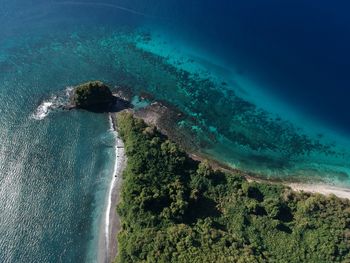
97;109;350;262
289;183;350;200
190;153;350;200
134;103;350;202
98;114;126;263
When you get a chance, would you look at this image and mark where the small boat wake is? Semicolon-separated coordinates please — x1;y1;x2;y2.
31;87;74;120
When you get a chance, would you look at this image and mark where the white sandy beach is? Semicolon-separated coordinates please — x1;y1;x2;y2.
191;152;350;201
289;183;350;200
98;114;126;263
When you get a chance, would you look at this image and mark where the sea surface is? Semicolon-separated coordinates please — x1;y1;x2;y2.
1;0;350;262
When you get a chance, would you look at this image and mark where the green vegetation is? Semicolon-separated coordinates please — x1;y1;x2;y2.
73;81;113;109
115;112;350;263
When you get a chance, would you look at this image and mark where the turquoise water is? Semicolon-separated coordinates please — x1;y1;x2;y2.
0;26;120;262
1;1;350;262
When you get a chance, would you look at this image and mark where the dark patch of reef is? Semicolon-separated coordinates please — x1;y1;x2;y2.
47;28;346;181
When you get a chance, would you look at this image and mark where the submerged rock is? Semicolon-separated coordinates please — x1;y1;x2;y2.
72;81;131;112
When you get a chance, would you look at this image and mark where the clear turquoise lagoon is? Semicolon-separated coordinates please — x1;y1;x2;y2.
1;0;350;262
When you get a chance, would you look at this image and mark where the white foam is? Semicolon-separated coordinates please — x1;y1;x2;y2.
32;101;54;120
32;86;73;121
104;115;124;259
108;115;114;132
65;86;74;97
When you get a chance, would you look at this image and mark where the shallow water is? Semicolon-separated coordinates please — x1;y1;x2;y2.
1;1;350;262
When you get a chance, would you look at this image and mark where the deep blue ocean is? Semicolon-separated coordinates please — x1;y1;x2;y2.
1;1;350;262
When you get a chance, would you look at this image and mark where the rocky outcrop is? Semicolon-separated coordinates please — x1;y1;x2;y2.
72;81;131;112
72;81;114;110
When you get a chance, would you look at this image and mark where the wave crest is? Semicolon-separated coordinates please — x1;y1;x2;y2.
32;100;55;120
31;86;73;120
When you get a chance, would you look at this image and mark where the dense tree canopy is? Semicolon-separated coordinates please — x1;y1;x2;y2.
115;112;350;263
73;81;113;110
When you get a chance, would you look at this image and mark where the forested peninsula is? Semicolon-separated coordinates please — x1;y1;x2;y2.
114;112;350;263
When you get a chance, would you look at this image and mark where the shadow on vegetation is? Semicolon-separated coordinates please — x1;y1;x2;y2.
186;196;221;224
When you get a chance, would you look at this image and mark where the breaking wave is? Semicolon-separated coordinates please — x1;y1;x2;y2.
31;86;74;120
32;100;55;120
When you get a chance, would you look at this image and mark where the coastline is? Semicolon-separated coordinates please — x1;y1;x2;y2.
97;108;350;262
98;113;126;263
188;154;350;200
134;103;350;201
289;183;350;200
110;111;350;262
